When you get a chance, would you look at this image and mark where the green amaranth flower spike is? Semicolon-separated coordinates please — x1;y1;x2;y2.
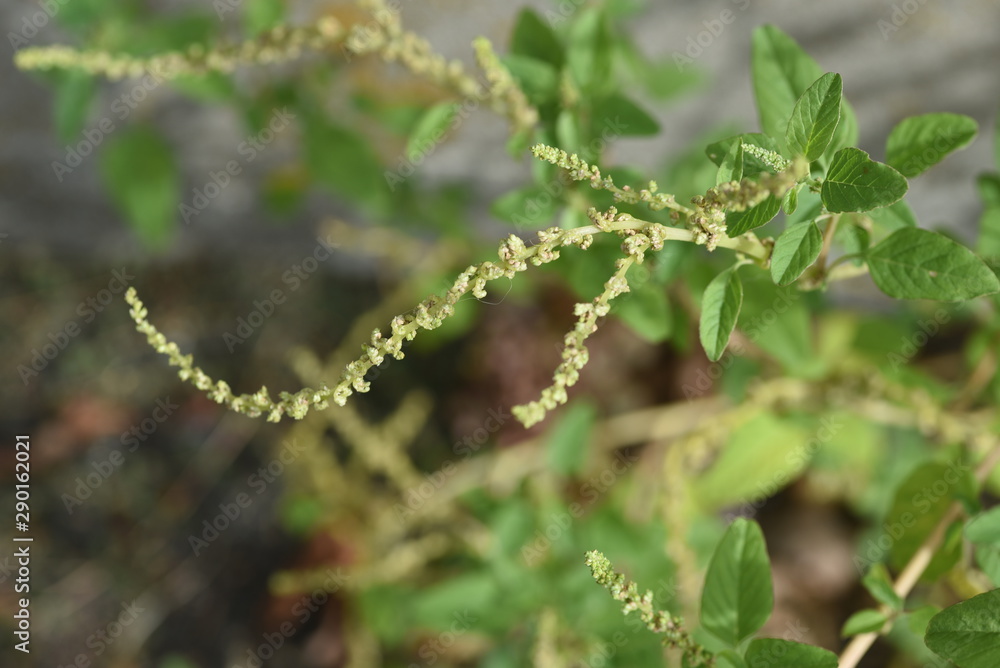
585;550;715;667
125;145;803;428
15;18;345;79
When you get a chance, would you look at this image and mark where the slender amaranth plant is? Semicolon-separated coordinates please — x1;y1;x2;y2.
17;3;1000;666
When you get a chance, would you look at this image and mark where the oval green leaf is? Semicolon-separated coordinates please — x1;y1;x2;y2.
745;639;838;668
821;147;908;213
867;228;1000;301
881;460;974;580
727;194;782;237
886;112;978;178
700;518;774;648
842;609;889;636
751;25;824;141
510;8;564;67
785;72;842;161
699;266;743;362
965;506;1000;546
770;221;823;286
716;139;744;185
925;589;1000;668
99;125;179;248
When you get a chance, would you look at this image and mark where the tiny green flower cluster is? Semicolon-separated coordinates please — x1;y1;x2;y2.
512;207;652;428
585;550;714;666
343;0;536;136
15;18;344;79
531;144;804;252
125;224;598;423
125;288;330;422
530;144;688;214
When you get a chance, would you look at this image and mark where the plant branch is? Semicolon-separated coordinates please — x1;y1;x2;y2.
837;437;1000;668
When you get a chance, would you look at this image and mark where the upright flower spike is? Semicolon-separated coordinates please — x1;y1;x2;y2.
585;551;715;666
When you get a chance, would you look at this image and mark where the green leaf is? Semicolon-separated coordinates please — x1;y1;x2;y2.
509;8;564;67
700;518;774;648
544;400;595;476
502;55;559;106
965;506;1000;546
977;206;1000;261
745;639;838;668
882;460;974;580
714;649;748;668
925;589;1000;668
716;139;744;185
835;219;870;258
566;8;613;94
821;147;908;213
975;545;1000;587
906;605;941;636
770;221;823;286
886;112;978;178
866;199;918;232
99;126;178;248
867;228;1000;301
862;563;903;610
692;412;811;511
302;110;389;216
699;266;743;361
782;184;800;216
555;109;581;155
591;93;659;136
52;70;95;144
978;174;1000;208
726;194;782;237
842;609;889;636
615;281;673;343
406;103;458;163
785;72;842;161
751;25;824;142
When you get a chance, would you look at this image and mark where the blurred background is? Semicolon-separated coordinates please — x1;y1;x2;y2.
3;1;1000;667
